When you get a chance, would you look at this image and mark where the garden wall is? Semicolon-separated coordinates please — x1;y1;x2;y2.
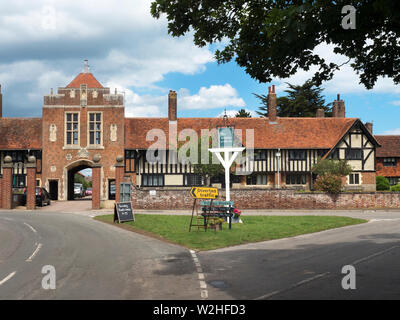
131;188;400;210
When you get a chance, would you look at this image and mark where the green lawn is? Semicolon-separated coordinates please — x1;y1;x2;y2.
95;214;367;251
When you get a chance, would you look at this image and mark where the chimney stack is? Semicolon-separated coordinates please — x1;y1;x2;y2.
316;108;325;118
168;90;177;121
332;94;345;118
365;122;373;134
0;84;2;118
268;85;277;122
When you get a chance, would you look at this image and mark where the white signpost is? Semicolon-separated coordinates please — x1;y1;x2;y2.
209;127;245;223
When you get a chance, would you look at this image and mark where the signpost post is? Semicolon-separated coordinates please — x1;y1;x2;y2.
209;127;244;224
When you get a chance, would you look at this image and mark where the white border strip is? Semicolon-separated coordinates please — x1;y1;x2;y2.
26;243;42;262
0;271;16;286
190;250;208;299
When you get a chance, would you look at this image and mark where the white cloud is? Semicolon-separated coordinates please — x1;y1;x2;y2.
107;82;246;117
390;101;400;106
274;43;400;95
382;128;400;135
179;84;245;110
0;0;214;115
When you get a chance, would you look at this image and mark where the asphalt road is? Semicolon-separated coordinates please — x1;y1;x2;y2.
1;209;400;300
199;218;400;299
0;210;203;299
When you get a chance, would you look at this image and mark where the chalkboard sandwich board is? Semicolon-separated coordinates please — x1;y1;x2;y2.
114;202;134;223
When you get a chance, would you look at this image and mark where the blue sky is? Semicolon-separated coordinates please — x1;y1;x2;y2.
0;0;399;135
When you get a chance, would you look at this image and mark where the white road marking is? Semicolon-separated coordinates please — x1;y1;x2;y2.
26;243;42;262
24;222;37;234
351;245;400;266
0;271;16;286
190;250;208;300
255;272;331;300
255;246;400;300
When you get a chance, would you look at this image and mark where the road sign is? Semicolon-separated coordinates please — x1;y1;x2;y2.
190;187;218;199
114;202;134;223
218;127;234;148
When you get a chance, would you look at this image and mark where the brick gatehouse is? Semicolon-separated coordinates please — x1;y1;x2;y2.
0;61;381;210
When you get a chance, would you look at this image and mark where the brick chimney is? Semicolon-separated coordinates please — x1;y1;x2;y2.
332;94;345;118
365;122;373;134
316;108;325;118
168;90;177;121
268;85;277;122
0;84;2;118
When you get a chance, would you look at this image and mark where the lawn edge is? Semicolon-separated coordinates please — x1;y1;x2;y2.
93;214;368;252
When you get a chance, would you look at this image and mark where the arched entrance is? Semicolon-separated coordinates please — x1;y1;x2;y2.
65;160;94;201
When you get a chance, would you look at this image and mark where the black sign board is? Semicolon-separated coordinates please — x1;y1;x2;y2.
114;202;134;223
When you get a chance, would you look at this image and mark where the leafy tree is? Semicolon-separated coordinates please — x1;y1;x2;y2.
178;135;224;186
314;173;343;194
376;176;390;191
74;173;90;189
312;158;352;194
312;158;352;177
391;184;400;192
255;80;331;117
235;109;252;118
151;1;400;89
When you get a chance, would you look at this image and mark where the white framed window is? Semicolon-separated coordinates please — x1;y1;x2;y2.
349;173;360;185
65;112;80;146
88;112;103;146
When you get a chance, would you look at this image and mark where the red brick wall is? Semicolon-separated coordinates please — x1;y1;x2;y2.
376;158;400;178
1;167;12;209
26;166;36;210
41;102;125;201
92;166;101;209
131;188;400;210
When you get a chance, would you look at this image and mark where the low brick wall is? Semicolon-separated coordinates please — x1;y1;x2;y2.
131;187;400;210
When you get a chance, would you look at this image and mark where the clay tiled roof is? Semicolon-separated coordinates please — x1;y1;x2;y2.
375;135;400;157
0;118;42;149
66;73;103;88
125;117;358;150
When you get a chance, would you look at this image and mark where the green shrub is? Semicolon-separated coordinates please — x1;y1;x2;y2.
376;176;390;191
391;184;400;192
314;173;343;194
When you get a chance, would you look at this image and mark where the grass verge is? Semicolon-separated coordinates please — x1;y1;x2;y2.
94;214;367;251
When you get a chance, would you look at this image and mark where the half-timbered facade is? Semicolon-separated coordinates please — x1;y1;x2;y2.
0;62;380;210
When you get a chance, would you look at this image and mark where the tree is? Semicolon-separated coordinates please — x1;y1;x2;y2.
312;158;353;177
255;80;331;117
74;173;90;189
376;176;390;191
178;135;224;186
235;109;252;118
151;1;400;89
312;158;352;194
